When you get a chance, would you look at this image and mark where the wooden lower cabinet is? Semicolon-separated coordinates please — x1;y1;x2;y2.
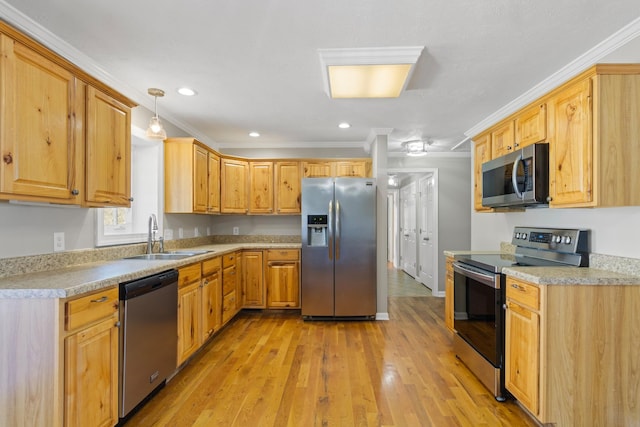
201;257;222;342
504;276;640;426
265;249;300;308
64;314;119;427
242;251;265;307
177;263;202;366
62;287;119;427
222;252;240;323
444;256;454;331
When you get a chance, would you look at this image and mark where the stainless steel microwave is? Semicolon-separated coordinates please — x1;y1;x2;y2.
482;143;549;208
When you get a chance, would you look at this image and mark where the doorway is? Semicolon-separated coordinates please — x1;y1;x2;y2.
387;168;440;295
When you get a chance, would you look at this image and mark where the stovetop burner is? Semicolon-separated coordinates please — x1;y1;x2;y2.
457;227;589;273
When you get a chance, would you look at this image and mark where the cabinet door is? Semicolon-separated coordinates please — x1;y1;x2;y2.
201;269;221;341
242;251;264;307
221;158;248;213
85;86;131;206
445;257;454;331
473;133;492;212
515;103;546;149
64;315;118;427
266;261;300;308
208;151;220;213
505;301;540;416
491;120;515;158
548;78;593;206
192;145;208;213
302;161;334;177
248;161;273;214
334;160;367;177
0;35;81;202
177;282;201;366
275;161;301;214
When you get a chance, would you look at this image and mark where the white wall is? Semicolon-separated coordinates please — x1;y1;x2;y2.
472;206;640;258
388;155;472;293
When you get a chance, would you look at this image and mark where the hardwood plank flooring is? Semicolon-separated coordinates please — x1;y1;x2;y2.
127;270;537;427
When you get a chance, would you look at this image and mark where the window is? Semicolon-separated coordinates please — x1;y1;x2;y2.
95;127;163;246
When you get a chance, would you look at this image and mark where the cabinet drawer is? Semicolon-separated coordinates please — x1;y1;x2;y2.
65;286;119;331
202;256;221;276
179;263;202;288
266;249;299;261
506;278;540;310
223;252;237;267
222;267;237;295
222;291;236;322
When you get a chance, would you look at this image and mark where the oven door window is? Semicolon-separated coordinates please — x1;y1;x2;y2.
453;270;502;367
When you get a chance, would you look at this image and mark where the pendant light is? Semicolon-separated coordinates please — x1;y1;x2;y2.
146;88;167;139
403;139;429;157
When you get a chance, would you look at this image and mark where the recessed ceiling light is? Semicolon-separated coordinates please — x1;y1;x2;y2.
249;132;260;137
338;122;351;129
177;87;197;96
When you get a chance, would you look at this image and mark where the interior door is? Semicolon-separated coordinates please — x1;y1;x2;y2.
418;174;435;289
400;182;417;278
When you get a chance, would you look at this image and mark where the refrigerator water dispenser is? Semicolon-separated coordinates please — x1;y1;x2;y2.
307;215;328;247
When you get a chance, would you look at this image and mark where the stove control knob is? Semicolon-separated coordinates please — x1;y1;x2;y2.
515;232;521;239
521;233;527;240
563;236;572;244
552;235;560;243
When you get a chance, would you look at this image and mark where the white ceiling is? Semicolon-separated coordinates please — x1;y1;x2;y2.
2;1;640;155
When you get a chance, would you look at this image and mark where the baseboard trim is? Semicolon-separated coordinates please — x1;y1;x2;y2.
376;312;390;320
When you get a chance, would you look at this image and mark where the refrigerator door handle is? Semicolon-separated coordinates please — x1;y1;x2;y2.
328;200;333;260
335;200;341;260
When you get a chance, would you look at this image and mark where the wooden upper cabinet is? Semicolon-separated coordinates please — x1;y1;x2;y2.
302;161;334;177
491;120;515;158
193;145;209;213
221;158;248;213
515;103;546;149
548;77;593;207
275;161;301;214
334;160;368;177
473;133;492;212
207;151;220;213
248;161;273;214
0;34;82;203
85;86;132;207
165;138;216;214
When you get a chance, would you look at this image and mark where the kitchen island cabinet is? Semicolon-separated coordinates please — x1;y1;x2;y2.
504;274;640;426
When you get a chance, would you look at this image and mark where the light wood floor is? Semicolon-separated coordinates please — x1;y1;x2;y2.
127;268;537;427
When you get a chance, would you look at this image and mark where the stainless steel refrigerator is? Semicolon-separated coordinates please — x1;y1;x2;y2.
301;178;377;318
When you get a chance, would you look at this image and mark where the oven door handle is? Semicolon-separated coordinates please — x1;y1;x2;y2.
453;262;499;288
511;153;525;199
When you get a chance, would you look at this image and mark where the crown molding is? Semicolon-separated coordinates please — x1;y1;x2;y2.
465;16;640;138
215;140;367;150
0;1;216;147
387;151;470;158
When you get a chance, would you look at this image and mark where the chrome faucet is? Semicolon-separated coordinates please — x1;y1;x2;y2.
147;214;158;254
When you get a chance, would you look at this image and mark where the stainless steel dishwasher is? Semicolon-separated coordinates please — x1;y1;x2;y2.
119;269;178;420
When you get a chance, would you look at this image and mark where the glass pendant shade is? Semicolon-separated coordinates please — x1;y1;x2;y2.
146;88;167;139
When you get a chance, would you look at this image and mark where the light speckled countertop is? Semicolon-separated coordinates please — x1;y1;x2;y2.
502;266;640;285
444;247;640;285
0;243;300;299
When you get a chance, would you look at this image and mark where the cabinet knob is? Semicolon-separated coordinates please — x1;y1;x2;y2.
129;197;134;202
71;189;79;196
3;153;12;164
546;196;553;202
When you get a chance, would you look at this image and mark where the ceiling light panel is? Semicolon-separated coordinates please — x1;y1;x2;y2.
318;46;424;99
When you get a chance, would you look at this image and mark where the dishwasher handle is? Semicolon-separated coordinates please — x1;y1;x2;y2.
120;269;179;300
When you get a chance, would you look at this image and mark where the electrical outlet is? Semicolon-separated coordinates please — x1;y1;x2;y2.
53;232;65;252
178;228;184;238
233;226;239;235
164;229;173;240
194;227;200;237
206;227;211;236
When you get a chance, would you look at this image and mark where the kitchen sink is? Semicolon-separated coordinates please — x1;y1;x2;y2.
124;250;213;261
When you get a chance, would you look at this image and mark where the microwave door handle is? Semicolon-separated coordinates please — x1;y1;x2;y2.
511;153;524;199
